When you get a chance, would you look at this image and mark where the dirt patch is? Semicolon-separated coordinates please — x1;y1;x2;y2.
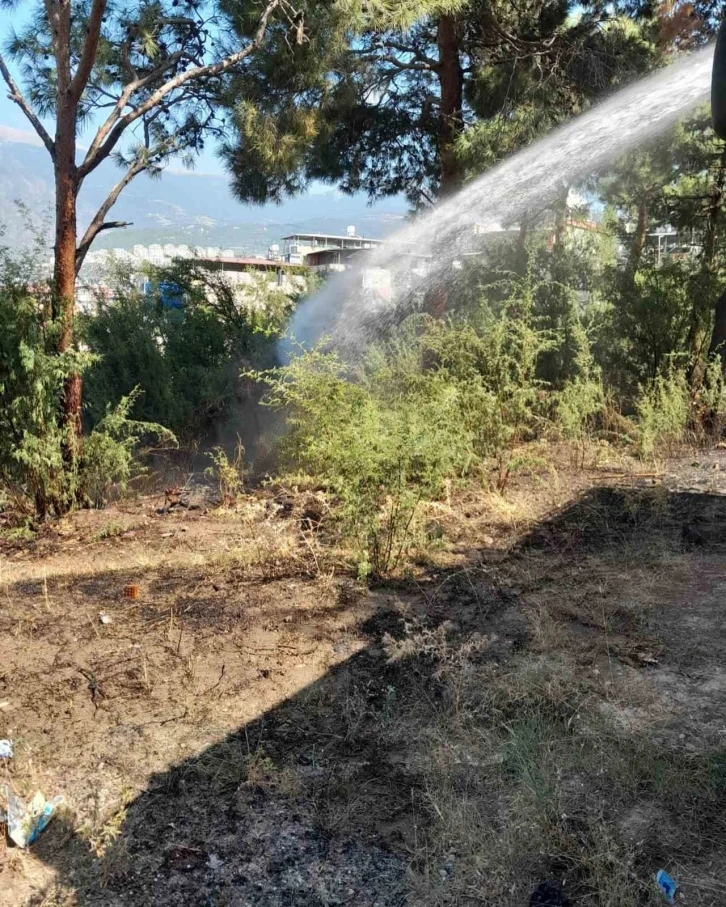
2;451;726;906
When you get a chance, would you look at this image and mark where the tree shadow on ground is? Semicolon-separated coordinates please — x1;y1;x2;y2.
22;485;726;906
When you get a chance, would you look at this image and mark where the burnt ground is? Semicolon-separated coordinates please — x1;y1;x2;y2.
1;448;726;906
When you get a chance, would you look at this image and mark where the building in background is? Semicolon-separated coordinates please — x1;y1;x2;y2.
276;225;384;268
645;227;701;264
187;255;307;294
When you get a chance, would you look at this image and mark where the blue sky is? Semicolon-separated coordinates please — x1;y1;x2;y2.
0;10;409;227
0;76;229;175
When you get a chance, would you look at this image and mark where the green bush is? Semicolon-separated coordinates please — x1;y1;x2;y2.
82;291;236;444
260;342;471;575
0;248;172;517
554;323;606;465
598;259;700;393
82;389;176;506
635;367;690;459
82;264;308;445
686;355;726;443
258;300;548;574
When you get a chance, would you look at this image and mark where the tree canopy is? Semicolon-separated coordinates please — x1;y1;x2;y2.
222;0;674;208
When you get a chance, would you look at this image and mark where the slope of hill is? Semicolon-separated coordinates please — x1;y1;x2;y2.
0;140;407;255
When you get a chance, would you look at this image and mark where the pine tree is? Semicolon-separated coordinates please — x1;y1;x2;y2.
0;0;304;477
223;0;659;208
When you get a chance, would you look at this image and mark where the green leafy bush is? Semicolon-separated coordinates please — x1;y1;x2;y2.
258;301;548;574
82;263;310;445
635;367;690;459
260;343;469;575
554;323;606;468
0;248;172;517
82;389;176;506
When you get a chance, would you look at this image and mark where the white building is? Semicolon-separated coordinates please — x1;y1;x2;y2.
147;244;165;265
280;226;383;266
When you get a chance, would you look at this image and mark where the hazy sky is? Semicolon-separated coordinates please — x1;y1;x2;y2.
0;81;229;175
0;12;409;223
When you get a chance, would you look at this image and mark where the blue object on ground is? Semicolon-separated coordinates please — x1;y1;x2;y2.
159;281;184;309
656;870;678;902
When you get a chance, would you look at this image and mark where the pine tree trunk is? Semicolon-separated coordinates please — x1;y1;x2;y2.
688;148;726;386
437;14;464;198
705;145;726;374
53;100;83;453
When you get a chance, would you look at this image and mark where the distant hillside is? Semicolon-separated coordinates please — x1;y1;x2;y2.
0;140;407;255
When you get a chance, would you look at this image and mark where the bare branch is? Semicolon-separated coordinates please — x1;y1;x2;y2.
381;39;439;70
76;161;145;272
362;53;434;72
80;48;188;175
0;53;56;158
79;0;281;178
70;0;108;101
97;220;133;231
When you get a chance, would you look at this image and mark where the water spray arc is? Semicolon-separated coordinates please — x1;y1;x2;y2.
286;47;715;356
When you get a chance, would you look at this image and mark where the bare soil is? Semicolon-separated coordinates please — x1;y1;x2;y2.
1;448;726;906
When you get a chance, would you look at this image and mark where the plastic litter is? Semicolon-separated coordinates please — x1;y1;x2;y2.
0;785;63;848
0;739;13;759
656;870;678;902
208;853;224;871
99;611;112;625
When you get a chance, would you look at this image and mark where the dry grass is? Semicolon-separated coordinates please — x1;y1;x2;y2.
2;452;726;906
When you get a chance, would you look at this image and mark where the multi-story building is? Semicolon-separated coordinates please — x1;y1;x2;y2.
278;226;384;268
187;255;307;294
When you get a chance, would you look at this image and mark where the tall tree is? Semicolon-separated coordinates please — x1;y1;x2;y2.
0;0;303;461
223;0;658;208
597;139;675;274
664;109;726;369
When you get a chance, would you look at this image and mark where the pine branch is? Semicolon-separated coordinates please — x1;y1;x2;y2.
80;49;189;176
70;0;108;101
0;52;56;158
381;39;439;70
364;53;435;72
75;160;146;272
79;0;281;178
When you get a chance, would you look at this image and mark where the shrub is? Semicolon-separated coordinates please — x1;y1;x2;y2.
259;342;472;576
598;259;698;392
82;263;310;446
82;389;176;506
555;323;606;465
205;440;246;505
82;291;237;444
0;247;173;517
694;355;726;442
258;300;548;573
635;367;690;459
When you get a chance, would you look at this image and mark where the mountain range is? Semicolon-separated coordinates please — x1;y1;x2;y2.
0;138;408;255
